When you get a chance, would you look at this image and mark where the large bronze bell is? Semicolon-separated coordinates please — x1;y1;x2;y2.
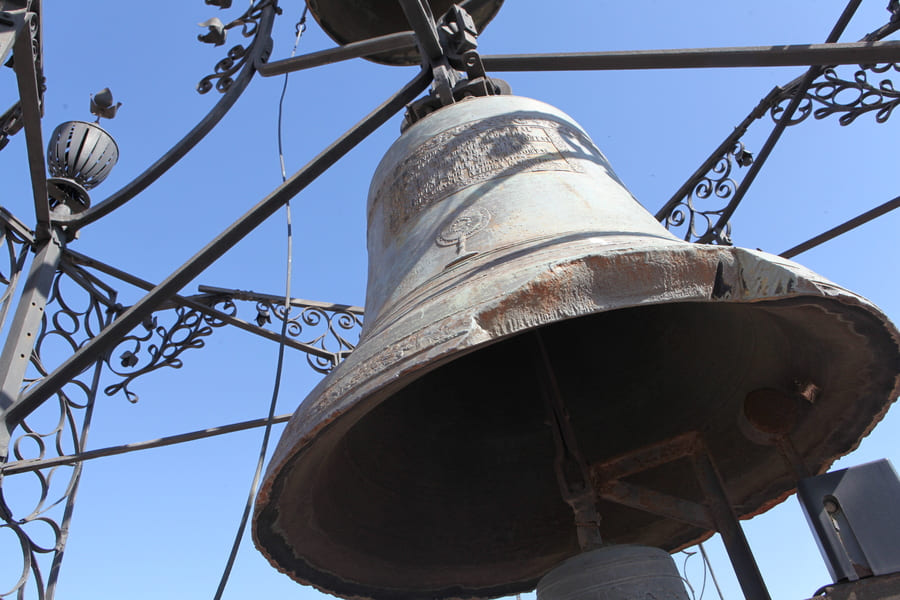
253;95;900;599
304;0;505;65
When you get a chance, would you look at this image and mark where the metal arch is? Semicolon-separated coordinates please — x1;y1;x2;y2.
5;66;433;432
52;0;279;230
655;0;900;243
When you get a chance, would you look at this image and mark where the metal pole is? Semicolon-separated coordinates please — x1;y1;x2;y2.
481;40;900;72
257;31;417;75
0;225;64;459
691;449;772;600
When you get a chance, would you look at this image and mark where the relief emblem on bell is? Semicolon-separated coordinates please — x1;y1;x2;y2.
436;206;492;267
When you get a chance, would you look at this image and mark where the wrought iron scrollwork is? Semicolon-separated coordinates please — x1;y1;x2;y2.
772;62;900;126
662;142;753;245
0;102;24;152
2;263;116;600
102;298;235;403
255;299;363;374
197;0;280;94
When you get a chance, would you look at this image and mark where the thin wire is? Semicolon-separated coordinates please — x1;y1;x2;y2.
212;9;307;599
699;543;726;600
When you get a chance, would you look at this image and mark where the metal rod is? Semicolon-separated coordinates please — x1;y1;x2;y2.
45;358;104;599
654;87;779;226
196;284;363;314
258;31;417;76
481;39;899;72
12;11;49;226
691;448;772;600
7;68;432;428
0;226;64;458
1;413;293;475
63;250;348;361
398;0;442;63
697;0;863;243
56;4;278;229
597;479;714;529
780;195;900;258
532;331;603;551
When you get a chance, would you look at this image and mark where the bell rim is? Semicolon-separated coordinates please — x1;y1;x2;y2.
253;241;900;600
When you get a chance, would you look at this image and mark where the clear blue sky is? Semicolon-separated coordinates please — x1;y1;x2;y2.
1;1;899;598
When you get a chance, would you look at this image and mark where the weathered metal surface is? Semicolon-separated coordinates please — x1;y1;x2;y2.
253;95;900;600
798;459;900;583
305;0;503;66
810;571;900;600
536;546;690;600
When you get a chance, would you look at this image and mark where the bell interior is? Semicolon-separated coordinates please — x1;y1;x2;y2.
257;296;898;600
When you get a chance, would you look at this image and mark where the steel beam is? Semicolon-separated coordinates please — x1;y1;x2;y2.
12;10;49;225
481;40;900;72
6;68;432;428
0;226;64;457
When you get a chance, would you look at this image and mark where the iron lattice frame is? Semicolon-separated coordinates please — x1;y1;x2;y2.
0;0;899;597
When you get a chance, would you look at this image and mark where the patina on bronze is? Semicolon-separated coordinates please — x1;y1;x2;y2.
304;0;504;65
253;96;900;600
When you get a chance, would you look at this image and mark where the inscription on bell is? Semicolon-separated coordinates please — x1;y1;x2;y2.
378;116;603;237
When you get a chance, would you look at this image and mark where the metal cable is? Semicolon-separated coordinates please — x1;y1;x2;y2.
699;543;726;600
212;10;307;598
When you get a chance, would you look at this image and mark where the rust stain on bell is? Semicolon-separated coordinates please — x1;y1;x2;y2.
253;96;900;600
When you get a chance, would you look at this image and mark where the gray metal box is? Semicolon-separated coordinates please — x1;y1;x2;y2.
798;459;900;582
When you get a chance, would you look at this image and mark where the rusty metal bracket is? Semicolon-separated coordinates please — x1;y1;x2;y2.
589;432;772;600
532;331;603;552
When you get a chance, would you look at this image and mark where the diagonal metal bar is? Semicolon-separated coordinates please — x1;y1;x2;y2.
196;284;363;314
12;10;49;225
653;86;779;226
63;250;354;361
6;68;432;429
398;0;442;63
691;446;772;600
695;0;863;244
780;195;900;258
0;205;35;244
2;412;293;475
55;2;278;229
597;479;715;530
0;227;64;457
258;31;417;76
481;40;900;72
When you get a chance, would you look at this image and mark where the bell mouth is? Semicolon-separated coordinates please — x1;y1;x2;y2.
254;245;900;600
